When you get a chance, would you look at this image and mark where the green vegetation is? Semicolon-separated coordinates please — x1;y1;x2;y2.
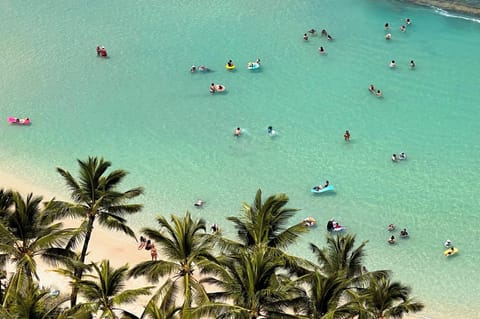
0;157;424;319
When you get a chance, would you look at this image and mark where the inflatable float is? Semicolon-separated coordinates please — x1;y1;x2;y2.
444;247;458;257
8;117;31;125
214;84;226;92
247;62;260;70
311;185;334;194
303;217;316;227
226;63;236;70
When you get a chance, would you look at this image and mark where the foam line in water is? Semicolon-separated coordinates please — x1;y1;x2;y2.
433;6;480;23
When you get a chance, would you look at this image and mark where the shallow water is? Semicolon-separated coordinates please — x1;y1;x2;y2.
1;1;479;318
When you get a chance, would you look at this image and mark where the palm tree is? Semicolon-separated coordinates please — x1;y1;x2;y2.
359;273;424;319
128;212;215;318
310;234;368;279
0;280;74;319
121;279;181;319
73;259;152;319
55;156;144;307
196;246;306;319
226;189;308;251
0;192;74;306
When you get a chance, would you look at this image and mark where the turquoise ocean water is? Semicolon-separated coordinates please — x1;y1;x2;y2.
1;1;479;318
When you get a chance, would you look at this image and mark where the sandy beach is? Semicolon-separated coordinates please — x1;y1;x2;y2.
1;169;428;319
1;169;154;314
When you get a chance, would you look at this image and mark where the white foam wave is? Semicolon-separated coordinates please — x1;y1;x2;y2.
433;6;480;23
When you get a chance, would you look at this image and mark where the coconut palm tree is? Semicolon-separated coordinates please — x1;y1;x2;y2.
121;278;181;319
55;156;144;307
226;189;308;251
0;280;75;319
359;273;424;319
128;212;215;318
73;259;152;319
310;234;368;279
0;192;74;306
196;246;306;319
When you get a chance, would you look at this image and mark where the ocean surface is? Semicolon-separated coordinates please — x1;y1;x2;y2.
1;1;479;318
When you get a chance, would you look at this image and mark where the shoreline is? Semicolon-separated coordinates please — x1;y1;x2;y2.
401;0;480;16
1;170;154;314
1;169;443;319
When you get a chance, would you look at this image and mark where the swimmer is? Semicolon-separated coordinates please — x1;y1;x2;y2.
267;126;274;135
400;228;409;238
392;154;398;162
190;65;197;73
389;60;396;68
308;28;316;35
369;84;375;93
256;58;261;64
444;239;452;248
375;90;382;97
388;235;396;244
399;152;407;160
227;60;234;67
209;83;216;94
384;22;389;30
321;29;328;36
318;46;326;54
199;65;208;71
234;127;241;137
385;33;392;40
303;33;309;41
211;223;219;234
327;34;333;41
410;60;415;69
388;224;396;231
406;18;412;25
400;25;406;32
194;200;205;207
344;130;350;142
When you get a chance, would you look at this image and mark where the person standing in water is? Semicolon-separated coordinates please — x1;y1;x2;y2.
344;130;350;142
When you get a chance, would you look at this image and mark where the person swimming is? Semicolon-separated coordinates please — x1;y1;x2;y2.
392;154;398;161
209;83;216;94
389;60;396;68
318;46;326;54
410;60;415;69
327;34;333;41
308;28;316;34
227;60;234;67
190;65;197;72
267;126;273;134
344;130;350;141
406;18;412;25
388;235;396;244
256;58;261;64
384;22;389;30
303;33;308;41
388;224;396;231
400;25;406;32
444;239;452;248
375;90;382;97
399;152;407;160
369;84;375;93
234;127;241;137
385;33;392;40
194;199;204;207
400;228;409;238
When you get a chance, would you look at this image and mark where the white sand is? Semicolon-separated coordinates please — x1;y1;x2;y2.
1;170;154;314
0;171;425;318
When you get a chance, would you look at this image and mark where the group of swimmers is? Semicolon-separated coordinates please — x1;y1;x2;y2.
96;46;108;57
387;225;409;244
384;18;411;40
304;28;333;54
369;84;383;97
191;65;209;72
392;152;407;162
233;126;276;138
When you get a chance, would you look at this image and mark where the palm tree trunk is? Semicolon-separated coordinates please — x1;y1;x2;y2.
70;214;95;307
